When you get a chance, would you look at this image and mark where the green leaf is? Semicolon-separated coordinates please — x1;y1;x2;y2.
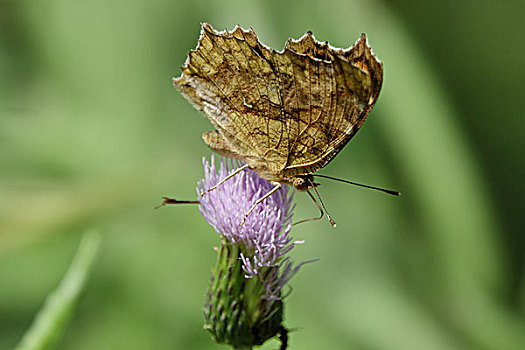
14;231;100;350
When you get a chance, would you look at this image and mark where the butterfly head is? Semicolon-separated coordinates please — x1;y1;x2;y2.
292;175;319;191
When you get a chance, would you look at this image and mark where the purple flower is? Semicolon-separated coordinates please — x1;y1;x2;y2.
197;156;306;299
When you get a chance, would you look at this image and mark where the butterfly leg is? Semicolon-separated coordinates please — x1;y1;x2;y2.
201;164;249;196
295;188;336;227
154;197;199;209
292;190;325;226
240;182;282;225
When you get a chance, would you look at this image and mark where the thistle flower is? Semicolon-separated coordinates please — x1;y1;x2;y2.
198;156;308;349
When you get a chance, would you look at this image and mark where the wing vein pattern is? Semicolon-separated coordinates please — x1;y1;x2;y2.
173;23;383;181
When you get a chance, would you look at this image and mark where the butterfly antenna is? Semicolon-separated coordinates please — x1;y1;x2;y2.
315;174;401;196
154;197;199;209
312;185;337;227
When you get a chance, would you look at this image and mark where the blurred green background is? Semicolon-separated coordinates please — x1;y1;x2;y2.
1;0;524;349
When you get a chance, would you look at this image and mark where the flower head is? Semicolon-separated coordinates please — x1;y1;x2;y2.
198;156;305;298
198;156;308;348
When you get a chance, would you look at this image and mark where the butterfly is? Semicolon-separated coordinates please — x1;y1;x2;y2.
170;23;397;226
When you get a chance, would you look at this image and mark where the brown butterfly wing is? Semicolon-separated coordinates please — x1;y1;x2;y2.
280;32;383;177
173;23;290;173
173;24;383;179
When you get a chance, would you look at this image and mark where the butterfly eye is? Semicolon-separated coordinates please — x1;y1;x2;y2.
292;177;306;190
292;175;317;191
